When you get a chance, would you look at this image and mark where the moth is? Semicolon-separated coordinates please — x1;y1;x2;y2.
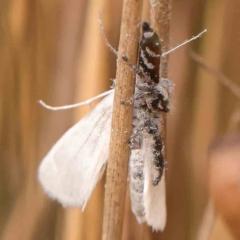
128;22;173;230
38;22;173;231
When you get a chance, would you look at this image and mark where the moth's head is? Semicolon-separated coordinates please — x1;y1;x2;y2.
142;22;152;31
141;22;161;50
142;22;154;39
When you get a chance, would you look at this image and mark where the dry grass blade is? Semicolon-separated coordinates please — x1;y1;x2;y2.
197;200;216;240
101;0;143;239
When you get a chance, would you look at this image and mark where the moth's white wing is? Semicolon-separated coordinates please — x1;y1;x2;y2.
144;171;166;231
129;149;145;223
143;134;167;231
38;92;114;208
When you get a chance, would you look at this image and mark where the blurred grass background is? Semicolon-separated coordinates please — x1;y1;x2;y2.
1;0;240;239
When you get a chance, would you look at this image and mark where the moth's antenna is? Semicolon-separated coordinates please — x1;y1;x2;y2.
162;29;207;56
98;12;151;81
98;12;118;56
38;89;114;111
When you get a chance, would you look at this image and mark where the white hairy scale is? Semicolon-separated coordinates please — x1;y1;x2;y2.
145;47;161;58
140;50;155;69
143;31;154;39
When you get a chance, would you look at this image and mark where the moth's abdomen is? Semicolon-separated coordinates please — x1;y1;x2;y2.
144;115;165;186
152;134;165;185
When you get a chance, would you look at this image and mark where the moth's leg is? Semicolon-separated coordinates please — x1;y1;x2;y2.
120;97;134;105
134;92;145;100
122;56;151;82
99;17;149;82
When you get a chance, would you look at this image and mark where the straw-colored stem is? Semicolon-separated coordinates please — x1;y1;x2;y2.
150;0;172;78
101;0;143;239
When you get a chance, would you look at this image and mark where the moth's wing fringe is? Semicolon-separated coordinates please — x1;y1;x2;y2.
144;165;167;231
38;92;114;208
129;149;146;223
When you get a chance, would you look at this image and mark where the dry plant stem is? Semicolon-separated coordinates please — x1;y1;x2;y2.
228;110;240;132
102;0;143;239
150;0;172;176
196;200;216;240
147;0;172;235
150;0;172;78
190;51;240;100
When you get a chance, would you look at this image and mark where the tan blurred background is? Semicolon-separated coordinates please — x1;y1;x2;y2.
1;0;240;239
